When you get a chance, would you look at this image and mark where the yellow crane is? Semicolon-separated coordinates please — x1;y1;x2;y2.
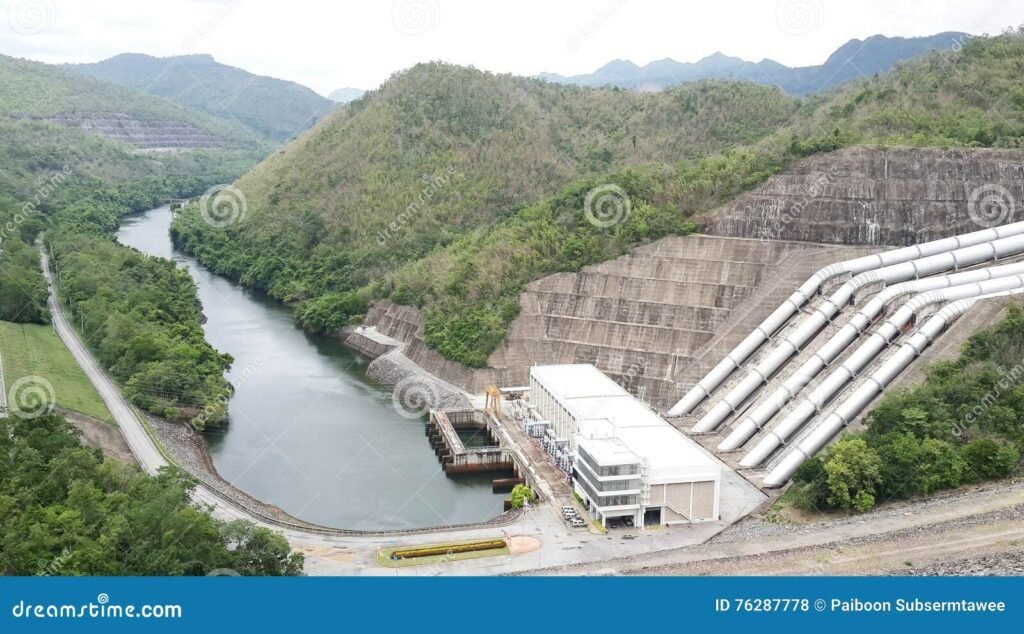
484;385;502;415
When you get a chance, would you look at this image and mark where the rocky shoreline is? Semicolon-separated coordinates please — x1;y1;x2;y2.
146;414;321;527
145;402;519;536
365;350;473;411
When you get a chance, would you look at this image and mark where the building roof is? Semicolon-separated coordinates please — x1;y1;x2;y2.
570;396;667;429
531;364;720;482
530;364;624;400
616;426;719;482
577;436;639;467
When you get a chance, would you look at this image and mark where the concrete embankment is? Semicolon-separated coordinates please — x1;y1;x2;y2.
362;146;1024;412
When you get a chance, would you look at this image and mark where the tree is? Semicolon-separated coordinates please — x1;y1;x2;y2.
823;437;883;513
962;438;1020;481
912;438;968;494
0;412;303;576
220;520;305;576
508;484;536;509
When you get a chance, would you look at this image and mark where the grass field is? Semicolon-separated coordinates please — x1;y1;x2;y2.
0;321;113;423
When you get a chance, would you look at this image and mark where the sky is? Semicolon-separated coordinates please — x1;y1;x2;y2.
0;0;1021;96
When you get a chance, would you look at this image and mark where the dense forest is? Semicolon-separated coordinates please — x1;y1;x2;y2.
49;232;233;426
169;71;799;340
0;226;48;324
172;30;1024;367
0;117;242;427
791;304;1024;512
0;49;269;425
0;412;302;575
0;55;304;575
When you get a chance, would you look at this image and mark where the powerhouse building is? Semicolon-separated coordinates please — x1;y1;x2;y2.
529;364;721;528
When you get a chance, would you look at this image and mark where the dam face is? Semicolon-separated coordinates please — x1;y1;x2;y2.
366;146;1024;410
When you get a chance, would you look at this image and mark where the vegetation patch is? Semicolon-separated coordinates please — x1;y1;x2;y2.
507;484;536;509
788;303;1024;513
0;321;112;423
48;233;233;428
0;412;302;575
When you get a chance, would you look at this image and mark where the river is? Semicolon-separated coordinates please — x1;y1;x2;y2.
116;205;504;530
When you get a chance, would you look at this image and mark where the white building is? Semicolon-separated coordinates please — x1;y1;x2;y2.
529;364;721;528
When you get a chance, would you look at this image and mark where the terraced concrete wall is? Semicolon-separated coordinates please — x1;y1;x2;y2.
368;236;874;405
365;146;1024;409
10;113;230;150
706;146;1024;245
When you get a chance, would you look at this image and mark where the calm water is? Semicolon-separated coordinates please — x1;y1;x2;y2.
116;206;503;530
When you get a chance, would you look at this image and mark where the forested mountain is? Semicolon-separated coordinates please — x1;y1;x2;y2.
170;29;1024;367
70;53;335;143
0;51;303;575
0;54;263;151
539;32;966;95
169;64;798;324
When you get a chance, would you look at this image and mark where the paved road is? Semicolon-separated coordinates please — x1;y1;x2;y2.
40;247;256;522
41;248;168;475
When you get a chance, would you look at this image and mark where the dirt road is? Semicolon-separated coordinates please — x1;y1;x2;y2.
531;480;1024;575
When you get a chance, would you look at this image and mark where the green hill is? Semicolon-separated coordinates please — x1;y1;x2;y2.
69;53;334;143
171;30;1024;367
0;52;265;233
170;64;798;300
0;54;265;150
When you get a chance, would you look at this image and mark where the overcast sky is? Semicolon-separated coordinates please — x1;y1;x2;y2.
1;0;1021;96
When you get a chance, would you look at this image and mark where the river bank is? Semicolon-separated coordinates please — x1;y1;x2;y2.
116;206;506;531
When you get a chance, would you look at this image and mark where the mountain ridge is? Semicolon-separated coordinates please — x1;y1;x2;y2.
68;53;335;143
328;87;366;103
539;32;967;94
